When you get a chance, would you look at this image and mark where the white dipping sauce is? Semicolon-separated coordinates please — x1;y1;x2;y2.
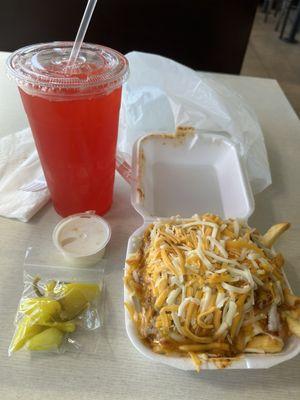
53;213;111;266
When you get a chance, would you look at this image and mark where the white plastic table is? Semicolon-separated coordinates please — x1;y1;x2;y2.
1;51;300;400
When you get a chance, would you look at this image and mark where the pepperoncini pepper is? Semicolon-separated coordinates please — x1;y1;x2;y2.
19;298;61;323
56;283;100;319
26;327;64;351
9;316;45;352
10;278;100;353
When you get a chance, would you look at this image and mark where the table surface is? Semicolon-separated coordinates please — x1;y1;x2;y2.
1;51;300;400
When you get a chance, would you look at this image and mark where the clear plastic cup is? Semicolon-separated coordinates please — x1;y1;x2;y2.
7;42;129;216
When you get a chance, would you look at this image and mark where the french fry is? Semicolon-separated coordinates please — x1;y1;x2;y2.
261;223;290;248
287;309;300;319
235;330;246;352
188;352;202;373
286;314;300;337
179;343;230;352
245;334;284;353
283;288;300;307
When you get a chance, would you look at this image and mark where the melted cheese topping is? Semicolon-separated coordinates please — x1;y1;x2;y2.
124;213;297;370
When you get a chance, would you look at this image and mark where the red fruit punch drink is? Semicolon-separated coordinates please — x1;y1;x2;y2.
7;42;129;216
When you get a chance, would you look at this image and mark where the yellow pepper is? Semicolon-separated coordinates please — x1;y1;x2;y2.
56;283;100;319
42;321;76;333
10;279;100;353
19;298;61;323
9;316;45;352
26;327;64;351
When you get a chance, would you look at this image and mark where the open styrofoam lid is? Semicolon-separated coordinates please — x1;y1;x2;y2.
131;128;254;220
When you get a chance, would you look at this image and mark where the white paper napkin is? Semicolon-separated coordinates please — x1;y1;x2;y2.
0;128;50;222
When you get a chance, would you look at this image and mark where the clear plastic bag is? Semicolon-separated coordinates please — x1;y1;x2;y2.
8;247;105;356
117;51;272;194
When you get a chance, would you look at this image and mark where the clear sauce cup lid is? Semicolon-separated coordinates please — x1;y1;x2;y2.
6;41;129;97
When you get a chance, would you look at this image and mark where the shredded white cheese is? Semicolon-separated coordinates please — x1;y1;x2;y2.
169;331;186;342
155;275;166;288
275;280;284;303
212;225;219;239
171;312;186;336
185;264;199;272
205;250;238;265
132;270;139;283
247;252;259;260
182;220;219;230
208;237;228;258
196;235;213;270
250;259;260;270
220;224;227;232
170;276;181;287
166;288;181;305
216;292;228;309
178;297;202;317
268;303;280;332
215;321;228;337
214;268;228;274
227;266;252;284
224;300;237;326
238;248;248;261
200;286;212;312
165;226;174;235
252;274;264;287
222;282;251;294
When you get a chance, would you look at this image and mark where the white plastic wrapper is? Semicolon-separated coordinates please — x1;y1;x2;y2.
118;51;271;194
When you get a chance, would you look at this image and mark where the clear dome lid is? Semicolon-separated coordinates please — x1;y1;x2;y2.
7;41;129;98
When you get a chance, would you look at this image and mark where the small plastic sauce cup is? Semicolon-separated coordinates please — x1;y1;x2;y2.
53;213;111;266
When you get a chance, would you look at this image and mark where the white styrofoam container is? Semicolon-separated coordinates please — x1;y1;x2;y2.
124;129;300;370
